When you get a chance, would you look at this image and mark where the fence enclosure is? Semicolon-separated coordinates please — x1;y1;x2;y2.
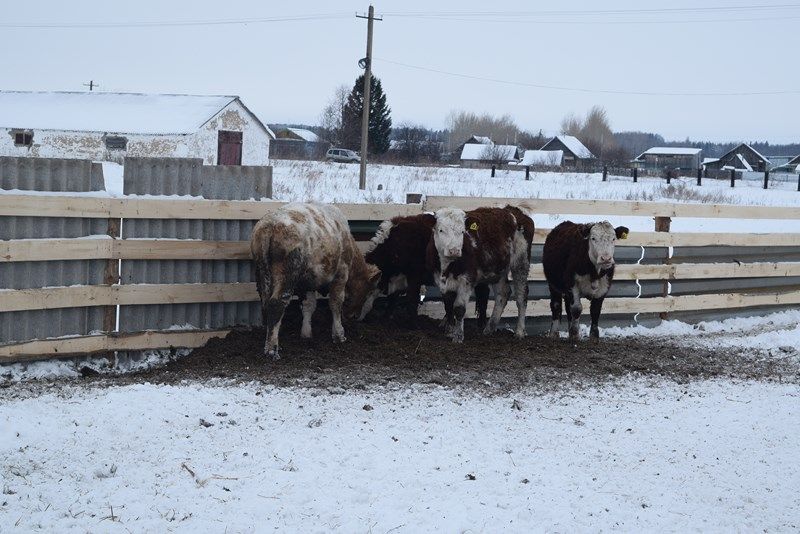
1;158;800;362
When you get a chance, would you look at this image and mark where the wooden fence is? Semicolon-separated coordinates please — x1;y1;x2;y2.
1;193;799;362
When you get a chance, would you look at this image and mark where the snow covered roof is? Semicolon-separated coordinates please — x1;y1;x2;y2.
0;91;272;136
702;158;719;165
542;135;594;159
465;135;493;145
521;149;563;166
460;143;518;161
736;153;753;171
286;128;320;143
636;147;702;159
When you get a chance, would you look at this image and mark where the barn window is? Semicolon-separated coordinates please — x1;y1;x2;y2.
105;136;128;150
13;131;33;147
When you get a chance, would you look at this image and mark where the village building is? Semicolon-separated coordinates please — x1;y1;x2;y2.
520;149;563;167
634;147;703;171
0;90;274;165
460;143;520;167
540;135;594;167
702;143;771;172
769;154;800;174
271;126;329;159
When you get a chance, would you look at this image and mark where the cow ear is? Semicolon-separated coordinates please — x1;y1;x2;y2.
615;226;630;240
368;265;381;286
581;224;593;240
465;217;479;233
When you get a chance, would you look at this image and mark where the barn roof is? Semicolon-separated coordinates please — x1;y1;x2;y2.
521;149;563;166
542;135;594;159
460;143;518;161
636;147;702;159
0;90;274;137
286;128;321;142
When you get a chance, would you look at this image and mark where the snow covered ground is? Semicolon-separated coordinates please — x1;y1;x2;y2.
1;379;798;532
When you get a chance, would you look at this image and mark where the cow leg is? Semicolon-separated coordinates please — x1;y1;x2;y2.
484;276;510;335
589;297;604;343
548;284;562;338
451;280;471;343
264;279;291;360
405;277;423;327
512;276;529;339
474;283;490;329
442;291;456;337
329;267;348;343
385;291;400;318
567;286;583;341
300;291;317;339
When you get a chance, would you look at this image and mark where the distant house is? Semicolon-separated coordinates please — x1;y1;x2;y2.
770;154;800;173
0;90;274;165
634;147;703;171
520;149;563;167
460;143;520;167
540;135;594;167
271;127;329;159
703;143;771;172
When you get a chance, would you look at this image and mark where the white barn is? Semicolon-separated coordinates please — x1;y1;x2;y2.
0;91;275;165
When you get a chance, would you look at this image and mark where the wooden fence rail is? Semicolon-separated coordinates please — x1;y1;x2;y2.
2;192;800;361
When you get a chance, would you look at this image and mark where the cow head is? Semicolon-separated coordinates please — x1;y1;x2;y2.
433;208;467;261
583;221;627;272
344;264;382;321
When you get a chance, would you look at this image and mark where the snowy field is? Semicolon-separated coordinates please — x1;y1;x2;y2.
2;378;798;532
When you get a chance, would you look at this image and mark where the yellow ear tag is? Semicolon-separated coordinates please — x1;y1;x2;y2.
469;222;478;231
621;232;628;240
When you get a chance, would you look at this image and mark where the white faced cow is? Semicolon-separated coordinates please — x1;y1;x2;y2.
426;206;535;343
251;202;381;359
542;221;629;342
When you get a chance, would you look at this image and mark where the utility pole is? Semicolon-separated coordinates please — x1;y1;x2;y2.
356;5;381;190
83;80;99;91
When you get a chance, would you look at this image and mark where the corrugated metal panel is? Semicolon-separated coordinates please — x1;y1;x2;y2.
118;158;271;332
0;157;104;191
0;158;107;344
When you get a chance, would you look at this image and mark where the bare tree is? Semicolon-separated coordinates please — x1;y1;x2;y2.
318;84;349;145
560;106;620;162
480;144;516;166
446;110;520;152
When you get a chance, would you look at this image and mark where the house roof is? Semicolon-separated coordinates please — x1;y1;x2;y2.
542;135;594;159
636;147;702;159
787;154;800;166
0;90;274;137
521;149;563;166
465;135;493;145
460;143;518;161
286;128;320;143
718;143;771;164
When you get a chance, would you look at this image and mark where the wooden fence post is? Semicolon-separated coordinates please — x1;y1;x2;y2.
730;168;736;187
103;217;120;332
666;169;672;185
633;167;638;183
797;172;800;192
763;170;769;190
525;166;530;180
654;216;671;320
491;165;496;178
602;165;608;182
697;167;702;186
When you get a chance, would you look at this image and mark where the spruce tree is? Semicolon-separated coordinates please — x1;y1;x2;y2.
341;74;392;155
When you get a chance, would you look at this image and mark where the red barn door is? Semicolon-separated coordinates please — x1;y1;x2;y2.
217;131;243;165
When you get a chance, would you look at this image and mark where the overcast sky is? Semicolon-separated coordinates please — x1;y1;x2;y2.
2;0;798;143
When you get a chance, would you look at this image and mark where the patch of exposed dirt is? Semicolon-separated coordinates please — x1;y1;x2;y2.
64;302;799;395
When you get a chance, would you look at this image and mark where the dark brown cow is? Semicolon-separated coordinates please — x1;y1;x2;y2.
251;202;381;359
427;205;535;343
542;221;629;342
359;213;436;323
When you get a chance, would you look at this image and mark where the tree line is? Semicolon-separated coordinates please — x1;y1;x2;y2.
302;76;800;165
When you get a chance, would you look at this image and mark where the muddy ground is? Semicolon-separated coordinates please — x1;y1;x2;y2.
32;302;792;395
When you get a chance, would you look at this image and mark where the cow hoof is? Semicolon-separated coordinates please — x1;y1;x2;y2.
266;348;280;361
589;334;600;344
451;332;464;343
515;330;526;339
333;335;347;344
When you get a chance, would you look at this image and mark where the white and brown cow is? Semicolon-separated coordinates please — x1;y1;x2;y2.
542;221;629;342
250;202;381;359
426;205;535;343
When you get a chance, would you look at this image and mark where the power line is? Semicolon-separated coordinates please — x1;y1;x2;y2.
374;57;800;97
0;13;350;29
383;14;800;25
383;4;800;16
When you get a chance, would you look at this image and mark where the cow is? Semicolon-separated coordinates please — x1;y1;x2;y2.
542;221;629;342
427;205;535;343
250;202;381;359
359;213;436;324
